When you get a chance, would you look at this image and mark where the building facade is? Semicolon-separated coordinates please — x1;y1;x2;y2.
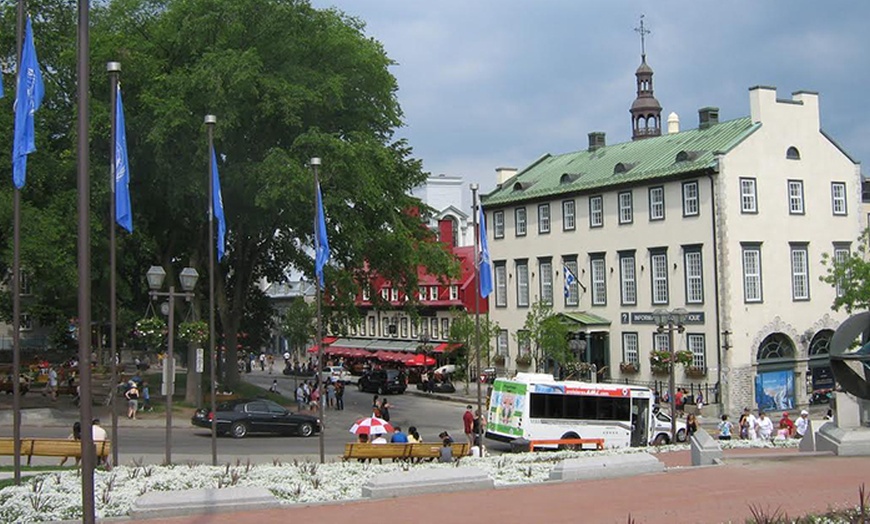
482;79;862;415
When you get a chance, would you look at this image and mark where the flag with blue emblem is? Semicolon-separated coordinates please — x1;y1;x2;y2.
314;181;330;287
12;16;44;189
211;147;227;261
114;83;133;232
564;264;578;298
478;206;493;298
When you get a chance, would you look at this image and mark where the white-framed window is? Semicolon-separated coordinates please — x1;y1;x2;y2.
788;180;805;215
368;317;376;335
538;204;551;234
20;313;32;331
516;261;529;307
834;244;850;298
562;200;576;231
430;318;440;340
429;286;438;301
409;320;417;339
441;318;450;340
497;330;509;357
650;250;669;304
539;260;553;305
379;288;388;300
619;252;636;306
831;182;847;216
618;191;633;224
494;210;505;239
362;286;371;302
653;332;670;352
359;318;366;336
742;244;763;303
390;288;399;302
515;207;527;236
740;178;757;214
682;180;699;217
589;196;603;228
449;285;459;300
418;286;426;301
351;322;359;336
687;334;706;368
564;258;579;307
495;263;508;307
684;248;704;304
517;330;531;356
790;244;810;301
401;317;409;338
649;186;664;221
622;332;639;364
382;317;390;337
590;255;606;306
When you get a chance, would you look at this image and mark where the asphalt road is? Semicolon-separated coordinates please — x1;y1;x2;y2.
0;370;478;466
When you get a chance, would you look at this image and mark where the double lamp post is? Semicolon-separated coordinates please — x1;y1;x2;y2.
652;307;688;442
146;265;198;465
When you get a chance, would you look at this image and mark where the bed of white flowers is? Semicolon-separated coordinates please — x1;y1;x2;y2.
0;439;801;523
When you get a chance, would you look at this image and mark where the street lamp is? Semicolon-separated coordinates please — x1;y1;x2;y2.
147;265;198;465
652;307;687;443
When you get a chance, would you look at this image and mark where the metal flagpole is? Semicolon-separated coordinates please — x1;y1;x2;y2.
77;0;96;521
107;61;121;469
311;157;325;464
11;0;25;487
471;184;483;452
205;114;218;466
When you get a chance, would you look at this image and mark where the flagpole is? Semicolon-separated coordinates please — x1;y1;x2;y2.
205;114;218;466
77;0;96;521
107;61;121;469
471;183;482;451
11;0;25;488
311;157;325;464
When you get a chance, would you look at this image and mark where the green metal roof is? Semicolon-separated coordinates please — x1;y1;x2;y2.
483;117;759;207
558;312;612;327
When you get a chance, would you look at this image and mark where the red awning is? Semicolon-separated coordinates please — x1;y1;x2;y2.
306;336;338;353
403;353;436;367
431;343;461;353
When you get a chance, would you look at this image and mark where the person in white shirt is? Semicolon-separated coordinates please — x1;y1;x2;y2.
795;409;810;438
371;435;387;444
757;411;774;440
91;419;108;466
746;410;759;440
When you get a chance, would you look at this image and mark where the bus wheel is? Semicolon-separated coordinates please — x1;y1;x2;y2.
559;432;582;451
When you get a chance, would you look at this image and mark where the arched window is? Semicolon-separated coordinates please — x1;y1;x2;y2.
809;330;833;356
786;146;801;160
757;333;795;361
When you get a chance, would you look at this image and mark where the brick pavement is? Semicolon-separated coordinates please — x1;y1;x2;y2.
136;450;870;524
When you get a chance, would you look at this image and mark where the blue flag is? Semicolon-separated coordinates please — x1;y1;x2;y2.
563;264;577;298
12;16;44;189
211;148;227;261
314;181;330;287
478;206;493;298
114;84;133;233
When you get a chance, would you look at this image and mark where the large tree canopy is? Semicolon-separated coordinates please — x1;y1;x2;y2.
0;0;455;386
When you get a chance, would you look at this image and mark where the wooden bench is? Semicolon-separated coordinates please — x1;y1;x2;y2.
407;442;470;461
0;438;112;466
528;438;604;451
342;443;410;462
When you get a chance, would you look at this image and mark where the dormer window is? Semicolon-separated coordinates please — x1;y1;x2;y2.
675;150;699;163
559;173;582;185
675;151;689;162
614;162;635;174
786;146;801;160
513;181;534;191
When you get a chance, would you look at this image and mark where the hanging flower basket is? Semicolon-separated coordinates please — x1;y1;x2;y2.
179;321;209;345
674;350;694;366
515;353;532;367
133;317;167;349
619;361;640;374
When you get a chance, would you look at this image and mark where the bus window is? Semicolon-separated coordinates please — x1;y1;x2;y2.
564;395;581;418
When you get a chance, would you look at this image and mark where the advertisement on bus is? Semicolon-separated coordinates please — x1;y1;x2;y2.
489;379;527;437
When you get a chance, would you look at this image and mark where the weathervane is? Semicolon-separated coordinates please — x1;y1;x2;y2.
634;14;650;58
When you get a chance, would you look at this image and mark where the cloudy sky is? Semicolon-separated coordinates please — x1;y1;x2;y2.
311;0;869;203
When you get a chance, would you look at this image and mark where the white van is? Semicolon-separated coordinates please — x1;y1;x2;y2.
651;406;688;445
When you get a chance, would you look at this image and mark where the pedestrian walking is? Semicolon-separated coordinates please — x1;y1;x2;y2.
463;405;474;446
326;380;336;408
335;381;345;410
125;382;140;419
141;381;151;412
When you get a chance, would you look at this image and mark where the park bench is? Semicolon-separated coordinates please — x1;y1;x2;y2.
407;442;470;461
342;443;410;462
528;438;604;451
0;438;112;466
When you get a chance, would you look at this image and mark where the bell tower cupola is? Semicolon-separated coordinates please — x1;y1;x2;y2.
630;15;662;140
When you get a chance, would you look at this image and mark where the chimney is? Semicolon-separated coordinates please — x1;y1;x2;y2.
588;132;606;152
698;107;719;130
667;112;680;134
495;167;518;185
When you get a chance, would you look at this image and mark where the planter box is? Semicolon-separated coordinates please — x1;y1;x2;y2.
650;365;670;376
684;366;707;378
619;362;640;374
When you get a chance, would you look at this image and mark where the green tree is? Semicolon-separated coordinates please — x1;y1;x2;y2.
89;0;454;387
447;309;500;391
281;298;315;361
820;228;870;313
515;301;570;373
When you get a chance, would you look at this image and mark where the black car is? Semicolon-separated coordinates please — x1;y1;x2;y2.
358;369;407;394
191;398;321;439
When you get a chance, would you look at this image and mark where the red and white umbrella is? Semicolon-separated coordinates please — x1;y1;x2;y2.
349;416;394;436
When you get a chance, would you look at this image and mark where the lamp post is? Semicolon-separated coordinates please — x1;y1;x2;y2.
310;157;325;464
205;113;218;466
147;265;199;465
470;183;484;451
652;307;687;443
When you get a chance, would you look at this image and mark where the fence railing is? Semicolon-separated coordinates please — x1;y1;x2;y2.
602;376;720;405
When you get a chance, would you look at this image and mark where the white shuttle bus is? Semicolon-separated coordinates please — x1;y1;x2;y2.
486;373;686;448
